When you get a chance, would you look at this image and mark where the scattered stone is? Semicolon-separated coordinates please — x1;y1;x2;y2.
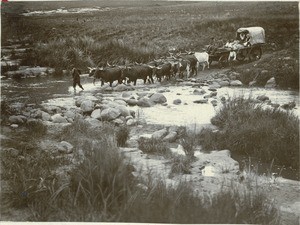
100;108;121;121
126;99;138;106
219;80;230;87
210;91;218;97
10;124;19;128
40;111;51;121
51;114;68;123
149;93;167;104
122;92;132;98
193;99;208;104
152;128;168;139
281;101;296;110
193;88;206;95
114;99;127;106
249;80;257;86
91;109;101;119
211;100;218;106
64;110;76;119
115;105;131;117
9;115;26;124
257;95;269;102
163;131;177;142
57;141;73;154
126;119;136;126
113;118;124;125
85;117;102;127
208;83;221;89
173;99;182;105
114;84;133;92
80;100;94;113
265;77;276;88
230;80;243;86
137;97;154;107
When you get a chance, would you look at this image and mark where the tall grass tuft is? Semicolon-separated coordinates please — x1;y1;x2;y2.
115;125;130;147
138;137;171;156
68;137;135;221
119;180;280;224
199;96;299;170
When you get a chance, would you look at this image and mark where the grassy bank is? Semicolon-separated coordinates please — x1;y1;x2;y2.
198;97;299;171
1;118;280;223
2;2;298;78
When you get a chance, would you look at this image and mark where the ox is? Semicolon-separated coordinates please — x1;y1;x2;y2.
154;62;172;82
88;67;123;87
194;52;209;71
121;65;154;86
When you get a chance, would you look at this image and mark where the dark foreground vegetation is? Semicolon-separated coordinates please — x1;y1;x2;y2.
199;97;299;171
1;1;299;88
1;119;279;223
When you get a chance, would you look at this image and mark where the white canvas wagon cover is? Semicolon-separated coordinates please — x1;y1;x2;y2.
236;27;265;45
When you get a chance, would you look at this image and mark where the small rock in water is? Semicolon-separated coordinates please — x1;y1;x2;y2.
193;99;208;104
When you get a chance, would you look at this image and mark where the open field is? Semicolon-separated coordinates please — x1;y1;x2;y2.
2;1;298;71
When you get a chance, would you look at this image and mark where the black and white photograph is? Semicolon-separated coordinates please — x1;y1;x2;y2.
0;0;299;224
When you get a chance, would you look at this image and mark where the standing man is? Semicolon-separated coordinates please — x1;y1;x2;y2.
72;67;84;91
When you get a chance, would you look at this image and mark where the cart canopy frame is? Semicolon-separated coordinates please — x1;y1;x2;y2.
236;27;265;45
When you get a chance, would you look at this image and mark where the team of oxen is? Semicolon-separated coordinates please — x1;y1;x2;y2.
88;51;209;87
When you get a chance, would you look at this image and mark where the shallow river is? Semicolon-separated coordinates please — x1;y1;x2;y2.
1;75;299;180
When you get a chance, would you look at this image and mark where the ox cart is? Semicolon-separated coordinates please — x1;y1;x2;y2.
208;27;265;68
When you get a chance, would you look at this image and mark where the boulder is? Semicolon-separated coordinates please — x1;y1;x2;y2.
256;95;269;102
126;119;136;126
193;88;206;95
64;110;76;119
80;100;94;113
265;77;276;88
100;108;121;121
113;118;124;125
51;114;68;123
122;92;132;98
114;99;127;106
85;117;102;127
57;141;73;154
126;99;138;106
173;99;182;105
9;115;26;124
152;128;168;139
91;109;101;119
168;125;179;133
137;97;154;107
114;84;133;92
149;93;167;104
41;112;51;121
219;80;230;87
115;105;131;117
230;80;243;86
163;132;177;142
208;83;221;89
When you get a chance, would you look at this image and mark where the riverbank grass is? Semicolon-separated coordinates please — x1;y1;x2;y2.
199;96;299;170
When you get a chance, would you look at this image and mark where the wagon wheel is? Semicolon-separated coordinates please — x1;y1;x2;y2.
236;49;246;61
249;46;262;61
218;55;228;68
208;57;213;66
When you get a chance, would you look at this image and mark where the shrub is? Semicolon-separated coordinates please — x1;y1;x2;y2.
200;96;299;170
119;180;280;224
116;125;130;147
137;137;170;156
